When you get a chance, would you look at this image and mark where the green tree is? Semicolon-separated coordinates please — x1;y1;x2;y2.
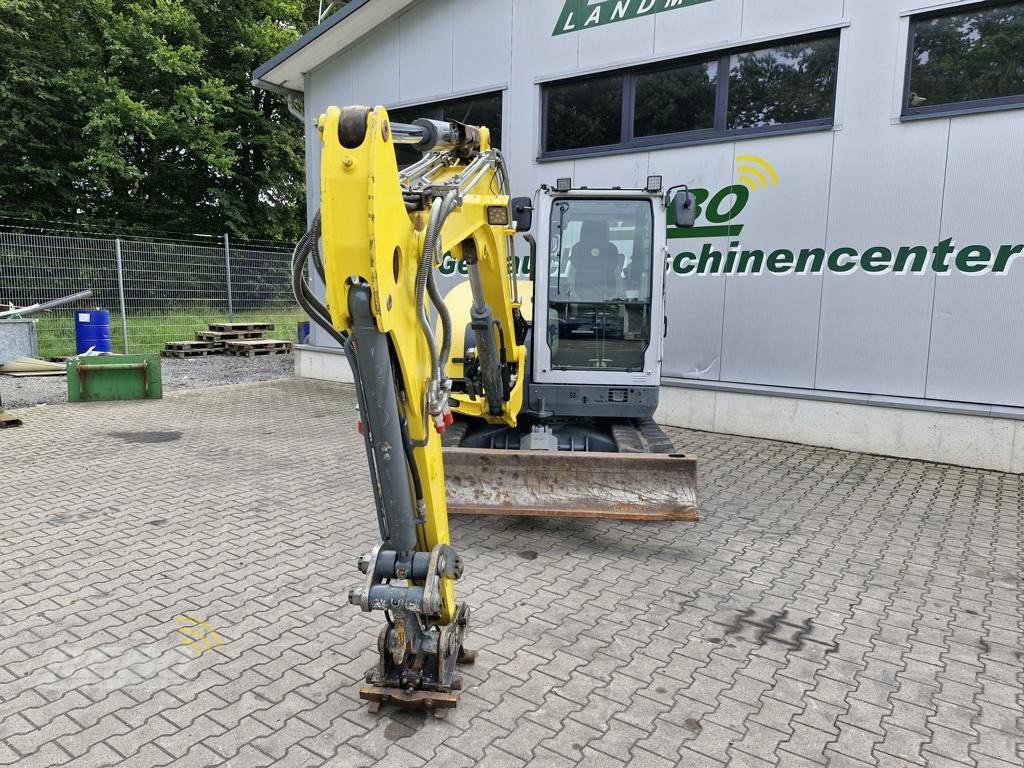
0;0;100;221
0;0;317;241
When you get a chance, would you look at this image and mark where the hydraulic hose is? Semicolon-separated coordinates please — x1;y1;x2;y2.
291;212;346;348
416;190;459;409
416;197;444;395
431;193;460;382
426;269;452;378
492;151;520;305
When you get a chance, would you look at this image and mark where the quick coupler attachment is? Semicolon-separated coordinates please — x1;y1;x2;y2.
348;543;474;715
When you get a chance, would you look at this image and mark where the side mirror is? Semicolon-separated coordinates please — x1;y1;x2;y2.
511;196;533;232
672;190;697;228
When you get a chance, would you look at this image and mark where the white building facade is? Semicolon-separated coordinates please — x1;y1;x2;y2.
255;0;1024;472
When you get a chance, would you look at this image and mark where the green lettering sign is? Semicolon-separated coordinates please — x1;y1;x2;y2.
553;0;714;36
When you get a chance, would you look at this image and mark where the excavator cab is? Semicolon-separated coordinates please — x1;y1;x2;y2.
532;186;664;414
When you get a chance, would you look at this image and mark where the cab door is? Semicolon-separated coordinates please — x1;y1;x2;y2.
532;189;667;389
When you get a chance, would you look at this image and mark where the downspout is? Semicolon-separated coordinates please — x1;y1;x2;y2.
287;93;305;124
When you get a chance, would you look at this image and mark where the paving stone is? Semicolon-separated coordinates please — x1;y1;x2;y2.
3;379;1022;768
424;744;478;768
493;719;557;761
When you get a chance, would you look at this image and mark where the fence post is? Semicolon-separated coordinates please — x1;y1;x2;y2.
223;233;234;322
114;238;130;353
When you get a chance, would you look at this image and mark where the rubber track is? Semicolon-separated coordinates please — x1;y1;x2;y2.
611;422;646;454
441;420;470;448
636;417;676;454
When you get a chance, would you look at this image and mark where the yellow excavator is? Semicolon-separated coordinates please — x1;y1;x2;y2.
291;105;699;713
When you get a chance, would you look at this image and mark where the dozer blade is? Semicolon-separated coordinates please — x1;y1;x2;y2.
442;447;698;522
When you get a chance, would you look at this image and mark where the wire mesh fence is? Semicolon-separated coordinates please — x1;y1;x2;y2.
0;221;302;358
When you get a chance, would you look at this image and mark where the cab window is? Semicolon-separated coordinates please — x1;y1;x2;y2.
546;199;654;372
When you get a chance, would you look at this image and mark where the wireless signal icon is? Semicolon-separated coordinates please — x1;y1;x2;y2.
175;615;224;657
736;155;779;191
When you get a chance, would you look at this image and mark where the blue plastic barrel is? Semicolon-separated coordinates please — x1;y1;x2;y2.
75;309;113;354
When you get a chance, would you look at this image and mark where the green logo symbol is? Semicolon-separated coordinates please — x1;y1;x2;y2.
668;156;779;239
554;0;715;36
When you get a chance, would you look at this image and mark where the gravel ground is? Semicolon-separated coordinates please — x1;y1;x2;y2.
0;353;295;409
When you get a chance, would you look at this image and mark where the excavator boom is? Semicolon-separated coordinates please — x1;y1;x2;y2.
293;105;530;713
294;104;699;713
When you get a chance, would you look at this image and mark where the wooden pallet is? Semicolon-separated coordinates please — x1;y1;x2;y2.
223;339;293;357
207;322;275;333
196;330;266;342
161;348;222;358
161;340;224;358
165;340;222;351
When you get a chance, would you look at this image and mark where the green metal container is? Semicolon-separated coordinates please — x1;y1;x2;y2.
66;354;163;402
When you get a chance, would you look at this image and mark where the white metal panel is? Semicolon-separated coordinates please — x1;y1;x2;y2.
304;50;357;217
577;11;655;70
306;51;356;118
305;112;333;351
398;0;454;102
303;71;340;349
504;77;537;167
927;111;1024;407
809;0;940;396
255;0;419;92
663;248;728;380
304;115;322;222
450;0;513;92
347;26;402;106
657;143;737;381
718;132;834;388
653;0;743;55
840;0;913;128
507;0;579;164
740;0;845;38
512;0;579;80
570;153;649;189
814;119;948;397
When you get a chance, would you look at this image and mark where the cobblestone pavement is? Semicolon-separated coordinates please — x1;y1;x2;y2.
3;379;1022;767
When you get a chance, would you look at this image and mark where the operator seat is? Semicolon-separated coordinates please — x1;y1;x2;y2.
571;220;622;300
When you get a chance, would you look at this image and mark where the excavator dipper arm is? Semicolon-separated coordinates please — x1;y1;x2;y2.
295;105;525;712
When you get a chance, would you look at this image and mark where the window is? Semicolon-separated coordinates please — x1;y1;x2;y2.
728;37;839;130
388;91;503;165
541;32;840;158
545;75;624;151
546;198;654;372
634;60;718;137
904;1;1024;117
